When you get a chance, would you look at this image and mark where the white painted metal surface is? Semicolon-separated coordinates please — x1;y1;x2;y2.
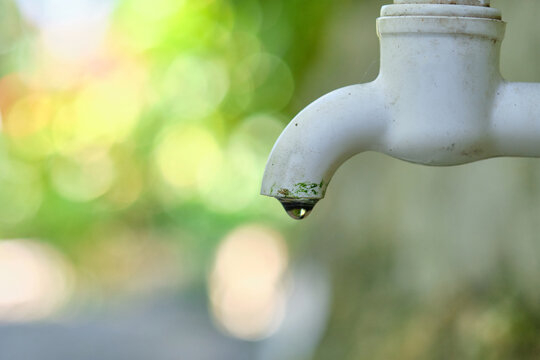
394;0;490;6
261;1;540;216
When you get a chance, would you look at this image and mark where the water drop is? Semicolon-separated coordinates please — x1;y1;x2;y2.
277;199;318;220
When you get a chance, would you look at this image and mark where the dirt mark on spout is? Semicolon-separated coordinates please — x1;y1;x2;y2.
461;148;484;157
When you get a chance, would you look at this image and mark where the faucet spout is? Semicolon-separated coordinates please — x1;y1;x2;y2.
260;82;388;216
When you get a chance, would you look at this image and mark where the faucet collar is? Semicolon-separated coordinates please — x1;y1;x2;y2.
381;4;501;20
394;0;489;6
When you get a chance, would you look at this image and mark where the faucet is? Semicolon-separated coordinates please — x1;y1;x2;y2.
261;0;540;219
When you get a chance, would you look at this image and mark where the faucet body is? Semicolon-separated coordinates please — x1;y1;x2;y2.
378;4;504;165
261;1;540;217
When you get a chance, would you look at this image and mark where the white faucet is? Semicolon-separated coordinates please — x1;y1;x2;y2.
261;0;540;219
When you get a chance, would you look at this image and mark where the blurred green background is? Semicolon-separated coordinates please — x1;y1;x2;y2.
1;0;540;359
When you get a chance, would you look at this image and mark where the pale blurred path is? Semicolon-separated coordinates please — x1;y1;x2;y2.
0;293;255;360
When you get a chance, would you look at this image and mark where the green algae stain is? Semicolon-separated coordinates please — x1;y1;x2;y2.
273;181;326;198
294;182;320;195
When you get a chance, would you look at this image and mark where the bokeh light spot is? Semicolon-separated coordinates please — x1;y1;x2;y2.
209;225;288;341
5;94;57;159
236;53;294;111
104;152;143;209
124;0;185;21
198;114;283;213
161;56;229;120
5;93;54;137
155;125;222;194
51;68;144;154
0;157;43;225
0;239;73;322
16;0;114;63
51;150;116;202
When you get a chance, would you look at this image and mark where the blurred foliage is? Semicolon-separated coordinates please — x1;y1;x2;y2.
0;0;338;264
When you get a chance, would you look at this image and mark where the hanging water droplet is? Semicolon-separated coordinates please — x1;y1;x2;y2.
277;199;318;220
285;207;311;220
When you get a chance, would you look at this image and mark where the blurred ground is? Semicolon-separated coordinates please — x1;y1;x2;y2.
0;293;255;360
